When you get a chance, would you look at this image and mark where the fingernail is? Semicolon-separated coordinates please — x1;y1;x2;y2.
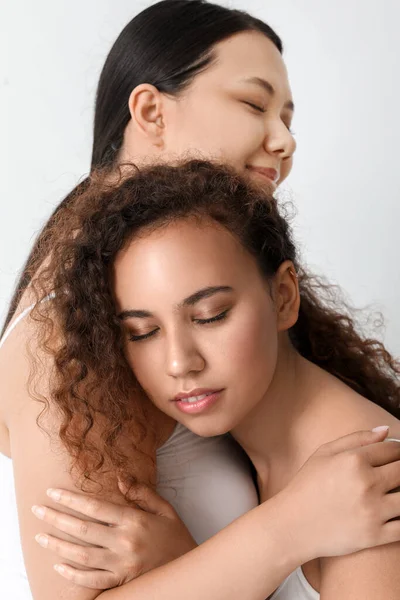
47;488;61;501
32;505;45;519
372;425;390;432
54;564;65;574
117;479;128;493
35;534;48;548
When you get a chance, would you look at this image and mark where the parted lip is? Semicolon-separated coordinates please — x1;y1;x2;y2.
247;166;280;183
172;388;222;401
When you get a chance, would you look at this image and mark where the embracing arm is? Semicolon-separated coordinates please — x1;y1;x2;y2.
10;407;400;600
29;434;400;600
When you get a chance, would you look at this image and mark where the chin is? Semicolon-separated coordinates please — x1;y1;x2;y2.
181;418;232;439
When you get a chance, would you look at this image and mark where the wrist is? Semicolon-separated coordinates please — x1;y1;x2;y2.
265;488;316;568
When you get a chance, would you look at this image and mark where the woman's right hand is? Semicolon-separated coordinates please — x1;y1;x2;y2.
280;427;400;562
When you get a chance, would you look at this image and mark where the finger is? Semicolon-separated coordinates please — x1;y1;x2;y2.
382;492;400;524
119;481;176;517
35;533;111;570
46;488;125;525
318;428;390;456
31;505;115;547
380;519;400;546
363;440;400;467
53;563;118;590
380;460;400;493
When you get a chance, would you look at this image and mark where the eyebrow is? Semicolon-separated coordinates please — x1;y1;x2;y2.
117;286;234;320
242;76;295;112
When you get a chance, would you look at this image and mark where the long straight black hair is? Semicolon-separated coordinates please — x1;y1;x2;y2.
2;0;282;335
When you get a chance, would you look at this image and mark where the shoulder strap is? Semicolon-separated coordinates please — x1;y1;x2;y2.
0;293;55;350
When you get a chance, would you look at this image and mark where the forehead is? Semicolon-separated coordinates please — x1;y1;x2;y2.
113;218;260;305
193;30;291;98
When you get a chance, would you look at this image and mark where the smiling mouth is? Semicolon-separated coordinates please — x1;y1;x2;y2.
173;389;224;414
177;392;213;404
173;388;222;403
246;166;279;187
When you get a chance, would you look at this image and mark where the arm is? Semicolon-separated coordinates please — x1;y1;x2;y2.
12;413;400;600
1;307;161;600
8;390;112;600
34;434;400;600
319;541;400;599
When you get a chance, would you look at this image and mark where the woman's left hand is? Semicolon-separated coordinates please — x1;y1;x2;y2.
31;481;197;589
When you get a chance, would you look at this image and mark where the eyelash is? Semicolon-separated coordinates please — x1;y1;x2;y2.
129;329;159;342
243;102;295;134
193;309;230;325
244;101;266;113
128;309;230;342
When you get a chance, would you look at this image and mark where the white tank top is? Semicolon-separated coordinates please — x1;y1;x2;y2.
0;299;258;597
269;566;319;600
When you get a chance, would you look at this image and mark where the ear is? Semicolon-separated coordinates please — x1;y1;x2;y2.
273;260;300;332
128;84;165;147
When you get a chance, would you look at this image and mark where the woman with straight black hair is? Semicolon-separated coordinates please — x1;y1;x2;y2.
2;0;286;334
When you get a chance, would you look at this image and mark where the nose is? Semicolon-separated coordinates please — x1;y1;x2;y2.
165;328;205;379
264;120;296;160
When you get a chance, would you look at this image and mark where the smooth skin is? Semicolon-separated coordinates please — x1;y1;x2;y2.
1;31;400;600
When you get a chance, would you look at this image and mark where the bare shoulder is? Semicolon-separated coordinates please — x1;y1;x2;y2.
308;369;400;446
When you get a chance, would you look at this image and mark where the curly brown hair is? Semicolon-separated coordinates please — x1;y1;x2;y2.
27;160;399;490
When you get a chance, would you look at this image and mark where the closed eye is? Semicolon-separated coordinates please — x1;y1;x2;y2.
242;101;266;113
193;309;230;325
129;328;159;342
129;309;230;342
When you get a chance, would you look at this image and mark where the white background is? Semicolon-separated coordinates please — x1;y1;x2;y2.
2;0;400;353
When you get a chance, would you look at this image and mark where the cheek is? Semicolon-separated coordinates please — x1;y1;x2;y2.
169;99;263;164
125;346;164;404
216;308;278;383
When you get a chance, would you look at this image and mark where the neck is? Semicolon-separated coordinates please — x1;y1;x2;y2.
231;339;319;484
118;123;160;168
